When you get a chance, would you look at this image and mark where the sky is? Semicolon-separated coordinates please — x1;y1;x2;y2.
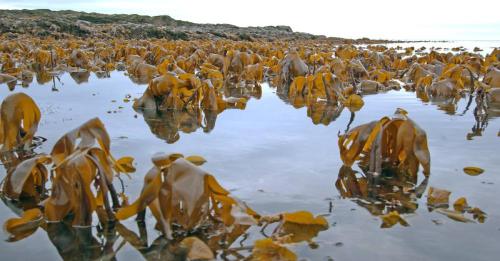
1;0;499;40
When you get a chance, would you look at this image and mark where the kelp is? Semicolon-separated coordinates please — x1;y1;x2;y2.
338;108;430;177
276;51;308;87
358;80;384;93
251;238;297;261
223;50;252;81
2;154;51;200
1;36;499;260
3;208;43;242
116;154;259;239
179;236;214;260
427;187;451;208
426;187;487;223
134;99;232;144
380;211;409;228
287;73;346;105
44;118;131;226
44;147;114;226
243;63;264;84
484;67;500;87
0;115;131;227
463;166;484;176
133;73;203;111
0;93;41;151
259;211;329;244
435;208;475;223
50;117;111;165
453;197;468;212
1;37;496;132
101;150;329;258
0;36;496;99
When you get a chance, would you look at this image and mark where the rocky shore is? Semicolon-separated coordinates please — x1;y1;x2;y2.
0;9;393;43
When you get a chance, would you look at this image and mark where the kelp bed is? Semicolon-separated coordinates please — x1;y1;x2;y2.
0;37;499;260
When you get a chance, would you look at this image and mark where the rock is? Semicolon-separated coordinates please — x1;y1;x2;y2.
0;9;396;44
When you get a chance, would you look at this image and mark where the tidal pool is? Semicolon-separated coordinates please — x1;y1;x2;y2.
0;60;499;260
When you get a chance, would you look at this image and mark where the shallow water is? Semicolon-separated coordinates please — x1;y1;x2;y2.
1;59;500;260
360;40;500;56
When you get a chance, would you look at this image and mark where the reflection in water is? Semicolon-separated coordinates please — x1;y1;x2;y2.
137;108;205;144
46;223;109;261
275;82;346;126
466;87;500;139
35;69;53;85
70;71;91;84
335;165;428;216
13;68;93;88
416;88;463;115
5;80;16;91
415;86;500;140
135;83;262;144
95;71;111;79
468;91;489;140
307;101;344;126
0;192;252;261
429;95;462;115
223;82;262;100
5;68;73;92
127;74;150;85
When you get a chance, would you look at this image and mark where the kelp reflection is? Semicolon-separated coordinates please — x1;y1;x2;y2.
0;196;251;261
114;221;253;260
334;155;487;226
414;81;500;140
430;95;462;115
223;82;262;100
137;108;205;144
275;82;349;126
307;101;345;126
135;83;261;144
69;70;91;84
335;165;428;217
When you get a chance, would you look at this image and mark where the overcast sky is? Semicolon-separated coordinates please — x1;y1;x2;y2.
1;0;499;40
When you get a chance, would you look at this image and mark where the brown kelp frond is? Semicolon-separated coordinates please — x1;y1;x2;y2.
50;117;111;165
0;93;41;151
338;108;430;177
2;154;51;200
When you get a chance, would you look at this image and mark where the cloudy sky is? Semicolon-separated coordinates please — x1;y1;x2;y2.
1;0;499;40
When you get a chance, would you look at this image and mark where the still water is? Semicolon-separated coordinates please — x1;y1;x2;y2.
0;54;499;260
